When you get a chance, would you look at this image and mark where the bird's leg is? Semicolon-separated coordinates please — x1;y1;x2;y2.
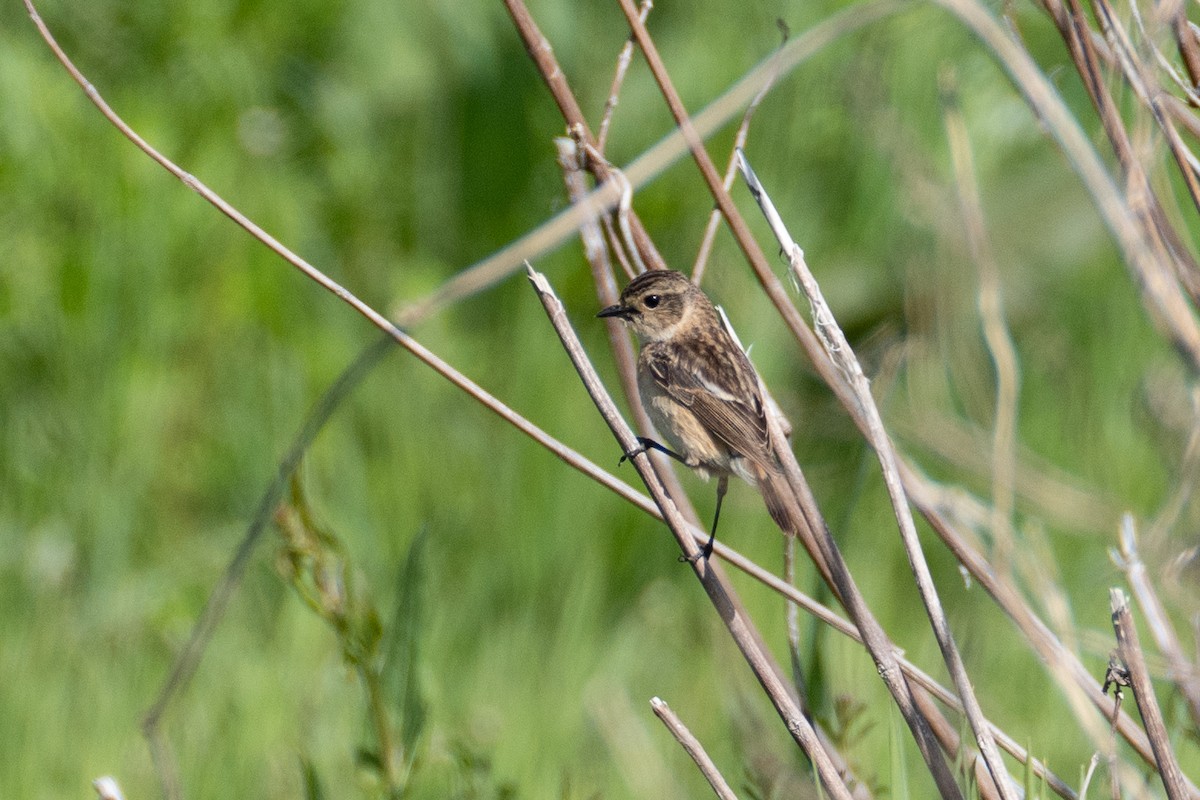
619;436;686;467
684;474;727;563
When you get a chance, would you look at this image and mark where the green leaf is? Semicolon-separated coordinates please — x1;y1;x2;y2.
384;526;429;758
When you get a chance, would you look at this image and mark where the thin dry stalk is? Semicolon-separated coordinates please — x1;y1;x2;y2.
691;33;786;285
650;698;740;800
1079;752;1102;799
527;266;856;800
941;73;1021;570
597;0;652;154
1090;0;1200;228
1110;589;1190;799
737;150;1016;800
1114;516;1200;730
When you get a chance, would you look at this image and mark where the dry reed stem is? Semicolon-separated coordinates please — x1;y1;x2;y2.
1167;0;1200;91
527;266;855;800
394;0;910;356
1090;0;1200;234
1110;589;1190;799
390;0;905;332
737;150;1016;800
909;685;1005;800
650;698;740;800
501;0;666;273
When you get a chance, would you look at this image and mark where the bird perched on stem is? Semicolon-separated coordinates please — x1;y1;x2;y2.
598;269;798;560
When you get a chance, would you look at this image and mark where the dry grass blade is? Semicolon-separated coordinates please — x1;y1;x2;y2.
691;30;787;285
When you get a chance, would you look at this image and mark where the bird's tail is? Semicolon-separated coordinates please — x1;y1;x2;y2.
754;464;805;538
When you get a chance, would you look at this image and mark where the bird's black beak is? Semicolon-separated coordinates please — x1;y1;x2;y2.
597;303;633;320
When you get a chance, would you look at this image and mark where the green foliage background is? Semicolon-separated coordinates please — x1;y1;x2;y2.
2;0;1196;797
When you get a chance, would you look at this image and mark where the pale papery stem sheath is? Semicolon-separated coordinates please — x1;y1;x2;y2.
91;777;125;800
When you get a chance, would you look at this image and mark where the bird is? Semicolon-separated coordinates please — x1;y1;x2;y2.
597;269;798;560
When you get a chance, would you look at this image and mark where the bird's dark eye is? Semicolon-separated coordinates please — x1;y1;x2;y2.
644;294;661;309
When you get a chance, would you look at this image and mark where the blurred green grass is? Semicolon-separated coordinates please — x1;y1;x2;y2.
2;0;1196;797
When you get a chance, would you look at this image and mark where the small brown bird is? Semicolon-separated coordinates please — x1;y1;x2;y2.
598;270;798;559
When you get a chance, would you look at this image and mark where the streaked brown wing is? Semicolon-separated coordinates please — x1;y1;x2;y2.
644;338;774;467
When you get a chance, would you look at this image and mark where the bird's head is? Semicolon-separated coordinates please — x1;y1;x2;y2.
597;270;710;343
